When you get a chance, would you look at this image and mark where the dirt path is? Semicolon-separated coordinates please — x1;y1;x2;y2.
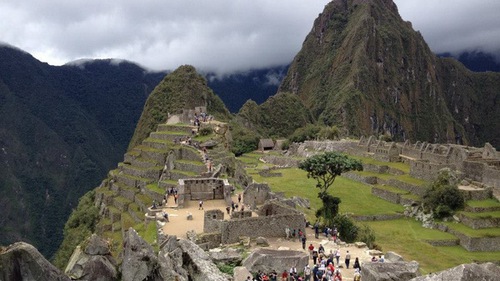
160;196;372;280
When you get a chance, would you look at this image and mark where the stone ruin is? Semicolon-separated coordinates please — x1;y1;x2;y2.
202;200;305;248
350;136;500;188
176;177;233;208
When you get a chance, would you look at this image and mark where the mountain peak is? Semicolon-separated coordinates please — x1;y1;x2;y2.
275;0;500;147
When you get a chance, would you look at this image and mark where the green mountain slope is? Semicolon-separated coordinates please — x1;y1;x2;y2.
0;46;165;257
271;0;500;147
129;65;231;149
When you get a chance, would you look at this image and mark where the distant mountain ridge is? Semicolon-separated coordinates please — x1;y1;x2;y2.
243;0;500;148
0;46;166;257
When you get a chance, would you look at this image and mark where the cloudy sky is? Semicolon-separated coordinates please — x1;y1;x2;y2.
1;0;499;75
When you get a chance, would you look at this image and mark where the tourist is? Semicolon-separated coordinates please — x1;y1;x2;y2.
269;270;277;281
378;255;384;262
281;269;288;281
345;250;351;269
335;248;341;266
304;265;311;281
162;212;169;222
238;193;242;203
308;243;314;257
333;269;342;281
318;244;325;256
353;268;361;281
246;276;252;281
285;227;291;239
371;256;378;262
199;200;203;210
290;265;298;277
312;250;319;265
226;206;230;215
353;257;361;272
312;264;319;281
174;194;178;204
152;200;157;209
327;262;335;273
301;234;307;250
314;222;319;239
241;204;245;211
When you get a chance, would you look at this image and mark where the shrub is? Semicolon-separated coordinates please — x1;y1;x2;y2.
317;126;340;140
332;214;359;243
289;124;321;143
423;168;465;219
199;126;213;136
356;224;376;249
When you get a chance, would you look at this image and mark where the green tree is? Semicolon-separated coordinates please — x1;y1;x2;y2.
315;194;341;227
299;152;363;199
423;168;465;219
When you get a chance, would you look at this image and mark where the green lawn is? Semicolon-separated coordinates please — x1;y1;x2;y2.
458;210;500;219
467;199;500;208
443;222;500;237
363;218;500;274
251;167;403;220
239;151;500;274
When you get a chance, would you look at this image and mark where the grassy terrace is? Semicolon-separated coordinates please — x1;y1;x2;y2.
146;183;165;194
351;155;410;173
365;219;499;274
249;167;404;221
239;151;500;274
467;199;500;208
458;210;500;219
443;222;500;237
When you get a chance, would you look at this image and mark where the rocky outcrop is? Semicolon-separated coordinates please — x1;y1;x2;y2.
177;239;230;281
64;234;118;281
209;248;244;265
384;251;404;263
361;261;420;281
121;228;161;281
0;242;70;281
410;262;500;281
242;248;308;275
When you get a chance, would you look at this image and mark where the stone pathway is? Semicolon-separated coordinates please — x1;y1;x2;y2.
160;196;373;280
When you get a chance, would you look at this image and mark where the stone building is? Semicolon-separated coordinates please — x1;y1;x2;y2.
203;200;306;246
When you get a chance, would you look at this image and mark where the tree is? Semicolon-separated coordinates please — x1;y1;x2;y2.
423;168;465;219
299;152;363;199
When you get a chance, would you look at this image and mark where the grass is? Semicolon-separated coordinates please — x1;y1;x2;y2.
364;219;500;274
374;184;409;194
350;155;410;173
458;210;500;219
239;150;500;274
442;222;500;237
251;167;403;220
146;183;165;194
467;199;500;208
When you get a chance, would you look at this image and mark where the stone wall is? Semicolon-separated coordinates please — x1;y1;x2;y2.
458;213;500;229
220;213;305;244
483;165;500;188
409;160;450;182
382;179;427;197
436;224;500;251
372;187;401;204
204;210;225;233
343;172;378;185
243;183;272;208
177;178;233;208
351;214;404;221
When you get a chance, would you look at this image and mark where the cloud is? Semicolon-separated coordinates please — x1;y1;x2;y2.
395;0;500;58
1;0;499;74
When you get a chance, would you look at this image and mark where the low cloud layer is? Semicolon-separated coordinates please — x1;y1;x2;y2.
1;0;499;75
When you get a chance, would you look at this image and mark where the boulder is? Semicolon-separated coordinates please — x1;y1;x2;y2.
177;239;230;281
255;237;270;247
409;262;500;281
361;261;420;281
385;251;404;263
0;242;70;281
354;242;367;248
209;248;243;265
233;266;253;281
368;249;383;256
242;248;308;274
121;228;160;281
65;235;118;281
84;234;111;256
